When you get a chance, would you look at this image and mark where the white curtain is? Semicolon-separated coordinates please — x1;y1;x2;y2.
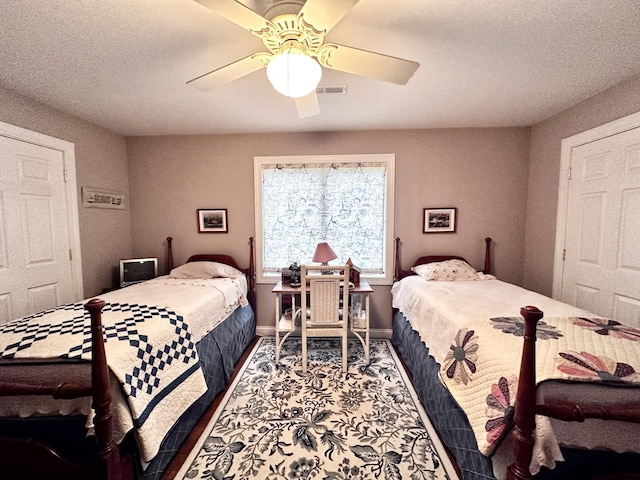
261;162;387;274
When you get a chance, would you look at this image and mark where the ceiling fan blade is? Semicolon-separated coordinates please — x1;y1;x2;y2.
317;43;419;85
295;91;320;118
298;0;359;33
187;53;271;91
195;0;272;35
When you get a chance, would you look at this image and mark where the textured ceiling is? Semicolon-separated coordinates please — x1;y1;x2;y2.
1;0;639;136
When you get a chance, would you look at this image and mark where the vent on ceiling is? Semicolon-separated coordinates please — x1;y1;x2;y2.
316;84;348;95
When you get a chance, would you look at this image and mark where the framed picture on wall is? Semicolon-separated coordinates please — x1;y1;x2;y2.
197;208;228;233
423;207;457;233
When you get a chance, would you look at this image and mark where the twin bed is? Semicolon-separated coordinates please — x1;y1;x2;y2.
0;237;257;480
390;237;640;480
3;234;639;479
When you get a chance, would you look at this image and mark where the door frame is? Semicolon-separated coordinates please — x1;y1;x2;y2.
0;121;84;300
552;110;640;299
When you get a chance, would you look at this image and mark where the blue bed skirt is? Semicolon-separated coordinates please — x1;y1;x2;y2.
140;303;255;479
391;310;495;480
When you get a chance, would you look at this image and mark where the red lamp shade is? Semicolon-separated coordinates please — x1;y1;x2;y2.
312;242;337;265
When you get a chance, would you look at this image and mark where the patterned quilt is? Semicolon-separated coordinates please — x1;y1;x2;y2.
0;301;207;463
440;314;640;457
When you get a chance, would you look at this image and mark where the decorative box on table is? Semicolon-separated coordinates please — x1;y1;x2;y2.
281;262;301;286
346;258;361;285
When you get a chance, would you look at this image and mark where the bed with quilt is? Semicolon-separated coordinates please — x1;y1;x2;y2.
0;237;256;480
390;237;640;480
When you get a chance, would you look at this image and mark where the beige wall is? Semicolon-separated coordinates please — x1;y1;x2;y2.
0;87;132;297
3;69;637;328
524;73;640;295
127;128;530;330
5;67;637;326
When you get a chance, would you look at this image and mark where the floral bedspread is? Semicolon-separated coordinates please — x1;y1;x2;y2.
440;314;640;456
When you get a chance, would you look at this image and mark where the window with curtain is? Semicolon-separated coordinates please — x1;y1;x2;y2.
254;154;395;284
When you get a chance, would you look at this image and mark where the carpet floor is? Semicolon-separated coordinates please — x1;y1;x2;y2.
172;337;459;480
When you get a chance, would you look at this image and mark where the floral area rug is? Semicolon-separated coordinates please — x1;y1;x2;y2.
174;337;459;480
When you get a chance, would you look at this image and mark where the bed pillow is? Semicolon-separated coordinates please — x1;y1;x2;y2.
411;259;483;281
169;261;243;279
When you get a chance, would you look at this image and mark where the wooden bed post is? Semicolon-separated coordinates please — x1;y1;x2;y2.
506;305;543;480
248;236;256;311
484;237;492;275
84;298;122;480
249;236;255;291
167;236;174;273
394;237;401;282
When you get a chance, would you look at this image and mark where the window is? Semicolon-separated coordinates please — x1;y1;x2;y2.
254;154;395;284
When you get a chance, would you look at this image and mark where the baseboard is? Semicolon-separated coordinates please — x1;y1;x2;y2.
256;325;392;339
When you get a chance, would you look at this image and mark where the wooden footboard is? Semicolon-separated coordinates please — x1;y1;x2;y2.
506;306;640;480
0;299;132;480
0;235;257;480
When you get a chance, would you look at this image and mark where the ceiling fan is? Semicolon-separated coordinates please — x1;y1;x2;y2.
188;0;419;118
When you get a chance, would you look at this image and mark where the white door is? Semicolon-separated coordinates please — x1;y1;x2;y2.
0;131;81;324
559;124;640;325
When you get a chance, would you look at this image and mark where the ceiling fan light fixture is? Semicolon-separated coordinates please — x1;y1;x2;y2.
266;51;322;98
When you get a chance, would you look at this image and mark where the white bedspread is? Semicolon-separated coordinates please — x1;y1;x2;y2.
108;275;248;342
391;276;596;365
392;276;640;477
0;274;248;465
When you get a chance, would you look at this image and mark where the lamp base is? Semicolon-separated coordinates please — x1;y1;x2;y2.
320;263;334;275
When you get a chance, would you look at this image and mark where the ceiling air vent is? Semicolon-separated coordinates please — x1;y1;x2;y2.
316;84;348;95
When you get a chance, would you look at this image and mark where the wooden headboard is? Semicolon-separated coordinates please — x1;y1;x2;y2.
166;236;256;308
186;253;246;272
167;236;254;273
393;237;492;281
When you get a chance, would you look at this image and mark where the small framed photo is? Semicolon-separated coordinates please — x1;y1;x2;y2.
423;207;457;233
197;208;228;233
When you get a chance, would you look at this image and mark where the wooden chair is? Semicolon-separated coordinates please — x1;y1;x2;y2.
300;264;350;373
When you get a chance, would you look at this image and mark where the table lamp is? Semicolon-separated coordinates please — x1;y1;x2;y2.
312;242;337;274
